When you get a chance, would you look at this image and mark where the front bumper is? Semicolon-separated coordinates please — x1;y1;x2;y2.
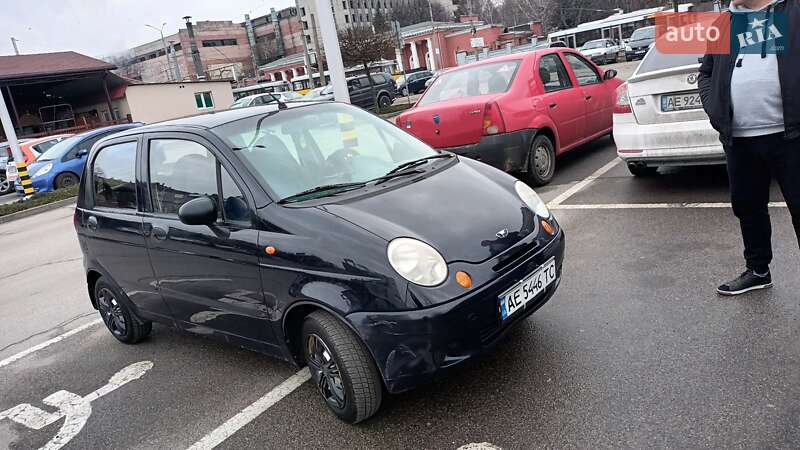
625;49;648;60
16;176;53;193
441;129;536;173
614;115;725;166
347;229;565;393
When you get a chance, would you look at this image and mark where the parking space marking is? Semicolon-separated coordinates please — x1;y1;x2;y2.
551;202;789;210
547;157;622;207
0;361;153;450
0;318;102;369
187;368;311;450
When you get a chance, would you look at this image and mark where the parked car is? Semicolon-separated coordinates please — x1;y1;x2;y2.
74;101;564;424
534;41;568;49
396;49;623;185
614;47;722;176
24;124;141;192
396;70;433;96
347;72;396;110
625;26;656;61
301;85;334;102
230;91;305;109
4;134;73;189
424;68;451;90
580;39;621;65
0;140;29;194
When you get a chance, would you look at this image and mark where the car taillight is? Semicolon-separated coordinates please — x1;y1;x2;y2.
482;102;506;135
614;84;632;114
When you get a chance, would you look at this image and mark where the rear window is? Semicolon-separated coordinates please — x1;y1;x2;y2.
637;48;702;75
418;60;520;107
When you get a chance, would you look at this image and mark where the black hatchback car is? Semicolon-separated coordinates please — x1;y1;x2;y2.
75;101;565;423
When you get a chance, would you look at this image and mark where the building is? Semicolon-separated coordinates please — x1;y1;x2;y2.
118;7;304;83
0;51;233;141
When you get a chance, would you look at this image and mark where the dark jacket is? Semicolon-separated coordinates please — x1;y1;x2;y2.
698;0;800;146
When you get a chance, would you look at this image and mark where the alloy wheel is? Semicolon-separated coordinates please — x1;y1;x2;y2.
0;175;10;193
306;334;346;409
97;287;127;337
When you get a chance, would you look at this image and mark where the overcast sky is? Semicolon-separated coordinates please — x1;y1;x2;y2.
1;0;295;58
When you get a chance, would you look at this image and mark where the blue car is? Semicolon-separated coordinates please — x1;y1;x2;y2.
25;124;142;193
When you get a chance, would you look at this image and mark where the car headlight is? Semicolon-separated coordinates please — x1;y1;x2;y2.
387;238;448;287
515;181;550;218
33;163;53;178
625;45;632;51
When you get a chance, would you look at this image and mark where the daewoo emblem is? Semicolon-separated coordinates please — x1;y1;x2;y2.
433;114;441;125
495;228;509;238
687;73;698;84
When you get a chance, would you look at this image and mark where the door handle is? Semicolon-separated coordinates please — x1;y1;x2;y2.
87;216;98;231
152;226;168;241
549;102;557;109
585;95;592;100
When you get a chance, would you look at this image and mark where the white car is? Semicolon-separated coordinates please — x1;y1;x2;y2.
613;47;724;176
229;91;304;109
579;39;620;65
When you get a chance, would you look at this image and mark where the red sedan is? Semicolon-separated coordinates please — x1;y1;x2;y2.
396;49;624;185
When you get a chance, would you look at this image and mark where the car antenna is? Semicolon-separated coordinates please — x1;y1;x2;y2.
267;93;288;110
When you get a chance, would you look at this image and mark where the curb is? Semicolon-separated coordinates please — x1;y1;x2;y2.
0;197;77;225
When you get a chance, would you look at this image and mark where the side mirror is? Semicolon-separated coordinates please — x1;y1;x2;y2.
604;69;618;81
178;196;217;226
77;149;89;158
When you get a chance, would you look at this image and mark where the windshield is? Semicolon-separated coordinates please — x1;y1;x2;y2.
582;40;605;50
631;27;655;41
637;47;702;75
212;103;439;201
418;60;520;107
37;135;81;161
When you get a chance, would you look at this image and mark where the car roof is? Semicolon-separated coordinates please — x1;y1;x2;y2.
108;102;319;137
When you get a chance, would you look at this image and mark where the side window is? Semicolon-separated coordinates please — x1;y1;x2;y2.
539;54;573;92
93;141;138;210
67;133;108;160
149;139;218;216
565;53;602;86
221;169;251;224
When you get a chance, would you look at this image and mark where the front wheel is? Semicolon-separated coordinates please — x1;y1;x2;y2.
0;173;13;195
302;311;382;424
55;172;79;190
528;134;557;186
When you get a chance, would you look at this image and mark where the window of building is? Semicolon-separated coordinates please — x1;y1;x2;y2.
343;0;347;8
300;7;306;15
201;39;237;47
305;34;312;44
345;14;349;23
173;43;182;51
194;92;214;109
93;141;137;210
302;20;309;30
349;0;354;8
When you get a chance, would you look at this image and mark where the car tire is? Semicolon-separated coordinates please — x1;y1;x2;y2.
0;173;13;195
54;172;79;190
627;163;658;177
94;277;152;344
528;134;557;187
302;310;382;424
377;94;391;110
401;87;408;96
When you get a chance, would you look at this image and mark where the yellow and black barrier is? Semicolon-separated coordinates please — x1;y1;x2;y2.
15;161;35;195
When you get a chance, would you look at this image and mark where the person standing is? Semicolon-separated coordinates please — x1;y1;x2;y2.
698;0;800;295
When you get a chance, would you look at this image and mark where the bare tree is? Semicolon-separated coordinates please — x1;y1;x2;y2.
338;25;395;110
391;0;451;27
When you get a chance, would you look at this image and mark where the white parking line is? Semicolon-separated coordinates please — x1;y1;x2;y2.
547;157;621;207
187;368;311;450
551;202;789;210
0;318;102;369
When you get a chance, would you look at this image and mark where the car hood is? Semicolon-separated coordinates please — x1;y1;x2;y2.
320;159;538;264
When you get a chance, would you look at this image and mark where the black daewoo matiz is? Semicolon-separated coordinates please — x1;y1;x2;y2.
74;101;565;423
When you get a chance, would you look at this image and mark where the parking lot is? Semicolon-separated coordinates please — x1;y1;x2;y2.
1;127;798;449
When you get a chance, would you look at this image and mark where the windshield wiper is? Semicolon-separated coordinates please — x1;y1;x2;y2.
385;153;454;176
278;182;366;204
370;169;424;185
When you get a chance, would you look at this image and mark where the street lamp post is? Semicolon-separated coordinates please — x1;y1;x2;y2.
313;0;349;103
145;23;176;81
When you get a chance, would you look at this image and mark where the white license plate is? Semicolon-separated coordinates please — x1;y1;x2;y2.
6;165;18;182
499;258;557;321
661;92;702;112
